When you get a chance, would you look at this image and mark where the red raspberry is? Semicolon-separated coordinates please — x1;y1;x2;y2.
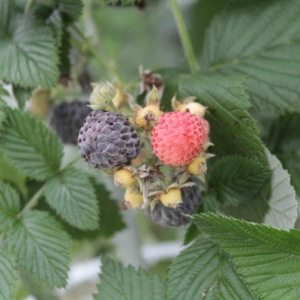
151;111;209;166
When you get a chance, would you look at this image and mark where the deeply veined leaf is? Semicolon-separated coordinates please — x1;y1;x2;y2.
0;248;18;300
264;149;298;230
209;156;271;206
192;213;300;300
264;113;300;196
45;167;99;230
167;238;258;300
203;0;300;113
0;181;20;232
0;108;63;181
94;256;166;300
179;74;267;163
211;155;271;222
7;210;70;288
0;11;59;88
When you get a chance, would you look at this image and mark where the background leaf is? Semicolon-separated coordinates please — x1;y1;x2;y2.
203;0;300;113
264;113;300;196
0;181;20;232
7;210;70;288
0;108;63;181
264;149;298;230
45;167;99;230
179;74;266;163
0;97;7;131
0;11;59;88
167;238;257;300
193;213;300;300
0;248;18;300
94;256;166;300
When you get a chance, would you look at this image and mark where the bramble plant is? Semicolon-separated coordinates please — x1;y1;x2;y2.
0;0;300;299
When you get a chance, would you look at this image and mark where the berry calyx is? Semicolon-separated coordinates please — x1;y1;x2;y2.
159;188;182;208
122;186;143;209
151;111;210;166
114;169;136;187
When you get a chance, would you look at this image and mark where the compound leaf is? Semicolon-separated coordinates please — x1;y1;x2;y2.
167;238;257;300
0;9;59;88
7;210;70;288
94;256;166;300
192;213;300;300
45;167;99;230
0;108;63;181
203;0;300;113
0;248;18;300
0;181;20;232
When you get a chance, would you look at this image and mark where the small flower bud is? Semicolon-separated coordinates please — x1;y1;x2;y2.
122;186;143;209
114;169;136;188
89;82;116;110
187;157;207;175
159;188;182;208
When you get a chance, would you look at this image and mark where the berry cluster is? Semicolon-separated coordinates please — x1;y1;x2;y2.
74;69;213;227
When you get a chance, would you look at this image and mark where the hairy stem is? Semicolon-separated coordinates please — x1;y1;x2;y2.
168;0;200;73
18;184;46;217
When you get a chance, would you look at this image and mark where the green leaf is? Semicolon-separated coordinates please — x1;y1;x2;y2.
209;155;271;206
179;74;266;163
0;0;12;31
56;0;83;22
94;180;125;237
0;248;18;300
13;86;32;110
94;256;166;300
192;213;300;300
263;150;298;230
167;238;257;300
0;97;7;131
45;167;99;230
209;155;271;221
0;181;20;232
203;0;300;113
7;210;70;288
0;108;63;181
264;113;300;196
0;11;59;88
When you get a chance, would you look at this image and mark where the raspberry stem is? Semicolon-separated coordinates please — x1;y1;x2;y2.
168;0;200;74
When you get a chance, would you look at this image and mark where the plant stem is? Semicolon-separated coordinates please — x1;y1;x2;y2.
18;185;46;217
71;24;125;85
24;0;36;13
168;0;200;73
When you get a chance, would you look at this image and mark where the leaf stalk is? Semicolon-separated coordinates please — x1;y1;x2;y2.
168;0;200;74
